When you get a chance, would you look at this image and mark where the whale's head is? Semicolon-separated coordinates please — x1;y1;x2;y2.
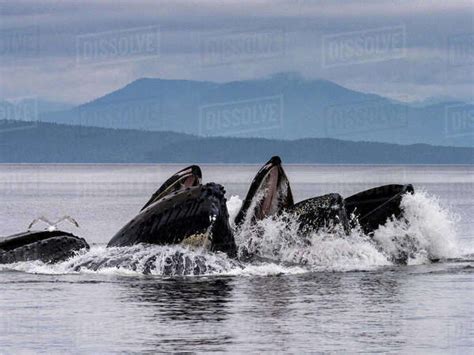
141;165;202;211
234;156;294;228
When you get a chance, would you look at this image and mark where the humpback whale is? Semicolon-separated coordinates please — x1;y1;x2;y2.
234;156;294;227
1;157;414;265
140;165;203;212
107;157;414;261
235;156;414;236
0;228;89;264
107;166;237;257
286;193;350;234
344;184;414;234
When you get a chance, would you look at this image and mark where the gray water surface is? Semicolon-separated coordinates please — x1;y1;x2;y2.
0;165;472;353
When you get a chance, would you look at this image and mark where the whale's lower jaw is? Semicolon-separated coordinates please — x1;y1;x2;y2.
0;231;89;264
234;156;294;227
107;183;237;258
345;184;414;234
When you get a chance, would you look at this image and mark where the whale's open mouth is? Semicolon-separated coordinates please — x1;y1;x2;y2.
141;165;202;211
234;156;294;227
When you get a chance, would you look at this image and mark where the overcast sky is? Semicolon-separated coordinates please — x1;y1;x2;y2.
0;0;472;104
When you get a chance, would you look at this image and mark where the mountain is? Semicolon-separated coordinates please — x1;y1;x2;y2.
0;120;472;164
38;73;474;147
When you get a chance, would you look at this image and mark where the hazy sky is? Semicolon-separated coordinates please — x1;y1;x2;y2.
0;0;473;104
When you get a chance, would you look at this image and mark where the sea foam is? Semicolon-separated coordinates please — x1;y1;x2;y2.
0;191;464;276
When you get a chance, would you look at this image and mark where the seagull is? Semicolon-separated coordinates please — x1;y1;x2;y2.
28;216;80;232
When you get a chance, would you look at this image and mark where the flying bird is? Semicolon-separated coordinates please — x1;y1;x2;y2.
28;216;80;232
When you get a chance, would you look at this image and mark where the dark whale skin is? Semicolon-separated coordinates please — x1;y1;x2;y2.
141;165;202;212
286;193;350;234
345;184;414;234
0;230;89;264
107;183;237;257
234;157;415;240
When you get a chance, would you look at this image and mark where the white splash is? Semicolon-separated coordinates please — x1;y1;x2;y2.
232;190;462;270
0;191;464;276
227;195;243;228
373;190;461;264
235;211;390;272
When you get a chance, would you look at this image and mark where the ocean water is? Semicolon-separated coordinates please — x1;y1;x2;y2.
0;164;472;353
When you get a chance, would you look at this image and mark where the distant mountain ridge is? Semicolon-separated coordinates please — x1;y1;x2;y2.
38;73;473;147
0;120;472;164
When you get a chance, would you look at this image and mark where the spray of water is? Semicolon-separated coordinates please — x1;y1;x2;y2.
372;190;461;264
0;191;464;276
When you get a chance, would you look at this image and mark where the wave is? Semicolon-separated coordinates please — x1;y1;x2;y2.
0;191;467;277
